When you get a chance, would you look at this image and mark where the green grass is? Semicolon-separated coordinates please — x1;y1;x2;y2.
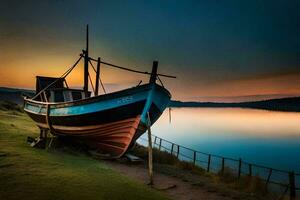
217;167;269;197
0;109;169;200
0;101;23;112
130;144;206;175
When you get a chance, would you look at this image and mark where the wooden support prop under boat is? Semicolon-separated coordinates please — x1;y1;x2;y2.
145;111;177;190
147;112;154;185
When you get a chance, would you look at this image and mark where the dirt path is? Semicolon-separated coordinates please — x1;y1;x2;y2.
104;160;251;200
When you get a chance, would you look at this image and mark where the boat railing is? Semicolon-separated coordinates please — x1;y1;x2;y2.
137;134;299;200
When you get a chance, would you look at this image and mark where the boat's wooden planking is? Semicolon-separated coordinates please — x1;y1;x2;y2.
56;116;141;158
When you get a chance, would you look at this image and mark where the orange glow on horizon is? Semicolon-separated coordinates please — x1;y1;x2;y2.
2;60;300;101
1;38;300;101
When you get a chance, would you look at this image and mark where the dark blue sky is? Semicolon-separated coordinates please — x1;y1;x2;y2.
1;0;300;100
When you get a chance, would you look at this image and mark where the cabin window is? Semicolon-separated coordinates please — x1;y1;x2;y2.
49;89;85;102
63;91;72;102
72;91;82;100
54;91;64;102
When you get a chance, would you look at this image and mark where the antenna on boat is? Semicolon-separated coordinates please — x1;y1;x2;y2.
83;24;89;97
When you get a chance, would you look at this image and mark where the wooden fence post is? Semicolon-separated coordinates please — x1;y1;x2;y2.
238;158;242;179
171;143;174;155
249;164;252;176
176;145;180;158
193;151;196;165
289;171;296;200
207;154;211;172
265;168;273;188
159;138;162;150
154;136;157;146
221;157;225;175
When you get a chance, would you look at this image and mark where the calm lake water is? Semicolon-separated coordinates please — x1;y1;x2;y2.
139;108;300;173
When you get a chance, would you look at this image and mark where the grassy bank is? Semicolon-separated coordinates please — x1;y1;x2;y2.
130;144;280;200
0;108;168;200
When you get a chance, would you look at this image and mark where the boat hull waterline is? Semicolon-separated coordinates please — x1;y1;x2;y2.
24;84;171;158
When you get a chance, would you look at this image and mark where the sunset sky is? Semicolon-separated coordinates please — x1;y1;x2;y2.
0;0;299;101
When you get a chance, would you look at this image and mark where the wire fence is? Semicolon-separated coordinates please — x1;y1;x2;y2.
137;134;300;200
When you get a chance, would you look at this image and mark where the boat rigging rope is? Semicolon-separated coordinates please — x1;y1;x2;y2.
31;55;83;100
45;104;67;136
88;59;107;94
89;57;169;91
45;104;53;132
30;53;175;101
88;57;176;79
87;72;95;94
157;75;165;88
99;78;107;94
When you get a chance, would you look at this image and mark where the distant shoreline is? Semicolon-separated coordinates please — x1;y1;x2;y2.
1;86;300;112
169;97;300;112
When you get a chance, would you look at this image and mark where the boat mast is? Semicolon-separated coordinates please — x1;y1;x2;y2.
83;24;89;97
149;61;158;84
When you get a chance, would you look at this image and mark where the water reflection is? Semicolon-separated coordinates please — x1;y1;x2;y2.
148;108;300;172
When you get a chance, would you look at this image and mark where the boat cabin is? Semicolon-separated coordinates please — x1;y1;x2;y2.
35;76;90;103
48;88;90;102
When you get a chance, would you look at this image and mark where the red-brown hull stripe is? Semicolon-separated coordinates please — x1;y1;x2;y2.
39;116;141;158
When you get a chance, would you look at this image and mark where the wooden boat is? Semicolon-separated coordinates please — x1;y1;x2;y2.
23;26;175;158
